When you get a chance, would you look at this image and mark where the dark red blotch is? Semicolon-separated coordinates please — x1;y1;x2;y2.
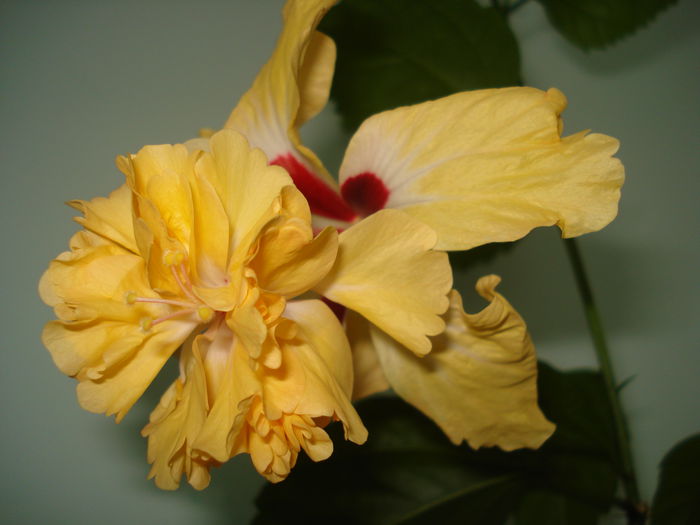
340;172;390;218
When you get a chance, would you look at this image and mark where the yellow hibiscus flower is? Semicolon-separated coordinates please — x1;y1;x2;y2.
39;129;452;489
212;0;623;449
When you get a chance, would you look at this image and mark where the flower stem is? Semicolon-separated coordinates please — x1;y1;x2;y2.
563;238;646;524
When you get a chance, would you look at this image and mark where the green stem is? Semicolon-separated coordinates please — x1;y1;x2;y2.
563;238;646;524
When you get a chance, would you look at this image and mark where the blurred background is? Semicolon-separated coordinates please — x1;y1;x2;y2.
1;0;698;523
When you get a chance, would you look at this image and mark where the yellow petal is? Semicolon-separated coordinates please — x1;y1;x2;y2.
68;184;138;253
195;129;292;266
261;336;368;445
314;209;452;356
123;144;196;250
371;276;555;450
188;169;230;288
39;242;197;421
193;335;260;463
343;310;390;400
251;222;338;298
284;299;353;398
224;0;338;187
339;87;624;250
296;31;336;127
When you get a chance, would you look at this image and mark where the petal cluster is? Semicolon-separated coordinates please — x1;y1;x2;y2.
40;130;376;488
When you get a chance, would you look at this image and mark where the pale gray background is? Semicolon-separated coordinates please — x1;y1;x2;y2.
1;0;698;524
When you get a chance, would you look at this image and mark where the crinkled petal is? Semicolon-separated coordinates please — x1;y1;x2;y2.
371;276;555;450
314;209;452;356
142;342;211;490
261;336;367;445
39;241;197;421
339;87;624;250
68;184;138;253
192;334;259;464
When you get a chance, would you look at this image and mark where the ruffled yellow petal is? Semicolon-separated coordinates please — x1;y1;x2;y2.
195;130;292;266
314;209;452;356
40;241;196;421
370;276;555;450
224;0;338;186
339;87;624;250
68;184;138;253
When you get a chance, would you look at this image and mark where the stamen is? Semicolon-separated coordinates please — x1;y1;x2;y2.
170;265;199;303
141;308;197;331
124;291;196;309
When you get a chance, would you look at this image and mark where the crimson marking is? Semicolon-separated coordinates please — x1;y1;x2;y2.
340;172;390;218
271;154;357;222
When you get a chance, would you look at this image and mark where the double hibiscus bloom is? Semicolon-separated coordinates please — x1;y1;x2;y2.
39;0;623;489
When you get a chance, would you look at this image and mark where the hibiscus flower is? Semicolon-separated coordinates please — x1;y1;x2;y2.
211;0;623;449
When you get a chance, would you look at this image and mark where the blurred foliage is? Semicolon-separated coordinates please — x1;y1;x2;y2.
319;0;521;132
535;0;679;50
650;434;700;525
253;363;620;525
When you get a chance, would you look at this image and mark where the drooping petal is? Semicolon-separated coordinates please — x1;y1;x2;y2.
339;87;624;250
314;209;452;356
370;276;555;450
224;0;355;223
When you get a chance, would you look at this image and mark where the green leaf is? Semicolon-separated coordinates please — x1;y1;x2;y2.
650;434;700;525
252;363;620;525
319;0;521;131
535;0;678;50
253;398;521;525
515;490;600;525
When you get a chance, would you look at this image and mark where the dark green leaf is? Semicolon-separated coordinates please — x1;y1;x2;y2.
449;241;517;271
515;490;600;525
319;0;521;131
650;434;700;525
535;0;678;50
252;363;620;525
253;398;522;525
